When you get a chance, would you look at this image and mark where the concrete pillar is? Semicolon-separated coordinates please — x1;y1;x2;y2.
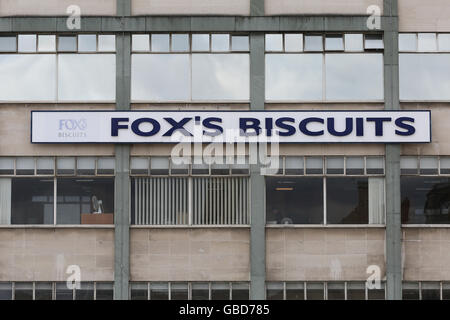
114;0;131;300
249;32;266;300
384;0;402;300
251;0;265;16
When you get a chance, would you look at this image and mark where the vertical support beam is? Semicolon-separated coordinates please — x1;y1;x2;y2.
114;0;131;299
117;0;131;16
250;0;265;16
384;0;402;300
249;32;265;299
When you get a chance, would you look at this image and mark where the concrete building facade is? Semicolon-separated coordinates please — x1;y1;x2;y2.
0;0;449;300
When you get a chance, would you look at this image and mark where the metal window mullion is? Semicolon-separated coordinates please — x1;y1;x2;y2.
54;176;57;225
323;177;327;225
188;177;193;226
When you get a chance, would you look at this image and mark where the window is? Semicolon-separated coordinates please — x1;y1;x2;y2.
286;282;304;300
96;283;114;300
346;282;366;300
14;283;33;300
55;282;73;300
150;283;169;300
231;283;249;300
0;34;116;102
57;178;114;225
192;283;209;300
0;283;12;300
75;283;94;300
402;282;420;300
401;177;450;224
327;282;345;300
326;177;369;224
11;178;54;225
266;282;284;300
266;177;323;224
306;282;324;300
131;177;249;225
35;283;53;300
170;283;189;300
212;283;230;300
421;282;440;300
265;33;384;102
130;283;148;300
131;33;250;102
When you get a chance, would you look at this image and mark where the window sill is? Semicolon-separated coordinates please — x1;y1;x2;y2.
130;225;250;229
0;224;114;229
266;224;385;228
402;224;450;228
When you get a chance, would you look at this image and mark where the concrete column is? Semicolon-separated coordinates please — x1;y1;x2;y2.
249;32;266;300
384;0;402;300
114;0;131;299
250;0;265;16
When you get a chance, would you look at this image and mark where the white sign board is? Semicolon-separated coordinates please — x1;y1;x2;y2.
31;110;431;144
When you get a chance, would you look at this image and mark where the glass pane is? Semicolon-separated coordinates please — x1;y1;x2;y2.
285;157;304;175
327;177;369;224
266;177;323;224
78;34;97;52
37;157;55;175
438;34;450;51
364;34;383;49
421;282;440;300
11;178;54;224
211;283;230;300
97;157;115;174
38;35;56;52
130;283;148;300
403;282;419;300
172;34;189;52
420;157;438;175
231;283;249;300
77;157;96;175
346;157;365;175
441;157;450;175
401;177;450;224
192;54;249;101
57;157;75;175
211;34;230;51
401;156;418;175
14;283;33;300
418;33;437;52
58;36;77;52
400;54;450;100
131;54;190;101
265;34;283;51
96;283;113;300
75;282;94;300
57;178;114;225
171;283;188;300
151;34;170;52
150;282;169;300
286;282;304;300
132;34;150;51
18;35;36;52
0;54;56;101
265;54;323;101
0;158;14;175
0;283;12;300
306;282;324;300
443;283;450;300
326;53;383;101
131;157;149;175
58;54;115;101
366;157;384;175
304;35;323;51
368;286;385;300
151;157;169;175
56;283;73;300
327;282;345;300
305;157;323;174
325;35;344;51
16;157;35;175
35;282;52;300
231;36;249;51
266;283;284;300
347;282;366;300
326;157;344;175
284;34;303;52
98;35;115;52
344;34;363;52
192;34;209;51
0;36;16;52
399;33;417;52
192;283;209;300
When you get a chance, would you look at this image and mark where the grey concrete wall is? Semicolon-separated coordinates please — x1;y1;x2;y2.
266;228;386;281
399;0;450;32
0;0;116;16
130;228;250;281
403;228;450;281
0;228;114;281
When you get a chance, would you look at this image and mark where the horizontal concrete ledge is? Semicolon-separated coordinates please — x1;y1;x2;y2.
266;224;386;228
402;224;450;228
130;225;251;229
0;16;392;33
0;224;115;229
